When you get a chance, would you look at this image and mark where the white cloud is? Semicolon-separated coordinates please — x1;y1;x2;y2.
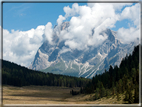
117;27;140;44
57;3;120;50
59;46;72;54
117;3;140;43
112;3;133;11
64;3;80;18
3;25;45;67
57;15;65;26
57;3;140;50
44;22;53;45
120;3;140;26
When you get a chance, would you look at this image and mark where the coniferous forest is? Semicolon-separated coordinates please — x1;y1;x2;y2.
2;44;140;104
2;60;90;87
82;44;139;103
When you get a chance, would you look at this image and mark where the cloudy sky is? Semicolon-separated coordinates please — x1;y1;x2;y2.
2;1;140;67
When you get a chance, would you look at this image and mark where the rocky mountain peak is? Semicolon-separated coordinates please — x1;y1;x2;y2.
61;22;70;30
104;29;115;42
54;22;70;31
29;22;139;78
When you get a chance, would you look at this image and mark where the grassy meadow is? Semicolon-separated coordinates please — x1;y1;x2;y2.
3;85;129;104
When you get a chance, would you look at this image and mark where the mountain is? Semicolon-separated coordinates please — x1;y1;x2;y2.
29;22;139;78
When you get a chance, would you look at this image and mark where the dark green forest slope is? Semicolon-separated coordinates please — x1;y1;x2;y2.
82;45;139;103
2;60;90;87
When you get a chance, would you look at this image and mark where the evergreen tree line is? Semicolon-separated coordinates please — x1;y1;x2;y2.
82;45;139;103
2;60;90;87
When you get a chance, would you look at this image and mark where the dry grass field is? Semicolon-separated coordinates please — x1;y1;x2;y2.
3;85;129;104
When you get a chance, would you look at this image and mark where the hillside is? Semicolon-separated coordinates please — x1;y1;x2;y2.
2;60;90;87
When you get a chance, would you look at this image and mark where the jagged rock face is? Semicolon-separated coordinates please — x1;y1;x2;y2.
29;22;139;78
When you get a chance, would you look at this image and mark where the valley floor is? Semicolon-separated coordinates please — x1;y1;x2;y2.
3;85;130;105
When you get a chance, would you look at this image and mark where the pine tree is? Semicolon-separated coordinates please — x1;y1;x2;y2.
116;92;120;101
105;89;110;98
134;84;139;103
124;79;134;104
94;88;100;100
80;87;83;94
122;74;128;92
118;79;122;93
124;90;129;101
101;87;106;97
112;87;116;95
128;90;134;104
116;82;119;94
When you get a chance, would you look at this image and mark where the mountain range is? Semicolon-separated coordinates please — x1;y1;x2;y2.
29;22;139;78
